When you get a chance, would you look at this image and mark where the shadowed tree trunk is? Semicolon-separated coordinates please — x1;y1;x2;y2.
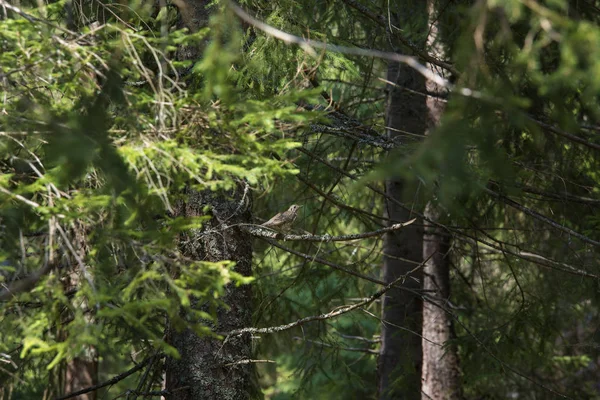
163;2;257;398
421;1;461;398
378;3;428;397
60;223;98;400
63;358;97;400
379;0;461;397
379;172;423;400
165;187;255;399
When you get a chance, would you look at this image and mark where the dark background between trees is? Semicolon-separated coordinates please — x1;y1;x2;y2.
1;0;599;399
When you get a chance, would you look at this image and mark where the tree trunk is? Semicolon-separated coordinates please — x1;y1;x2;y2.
165;187;255;399
63;358;97;400
379;0;462;397
378;41;427;400
421;203;460;400
163;2;257;398
60;223;98;400
420;1;461;398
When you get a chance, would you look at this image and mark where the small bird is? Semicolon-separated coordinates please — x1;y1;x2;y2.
261;205;302;233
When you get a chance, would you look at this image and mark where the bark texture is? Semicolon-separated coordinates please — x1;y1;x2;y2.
378;42;427;400
421;2;461;398
63;358;97;400
422;204;460;400
60;223;97;400
165;187;255;400
164;2;256;398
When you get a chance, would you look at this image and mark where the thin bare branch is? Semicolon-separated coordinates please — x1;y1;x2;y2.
246;219;415;242
293;337;378;354
485;187;600;247
339;0;458;75
224;265;415;336
55;354;160;400
228;2;485;100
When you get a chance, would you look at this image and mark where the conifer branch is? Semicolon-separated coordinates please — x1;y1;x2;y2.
55;354;161;400
518;184;600;205
292;337;379;354
0;262;55;301
261;238;386;286
297;146;599;278
339;0;458;75
224;266;418;337
228;2;485;100
246;219;415;242
527;116;600;152
485;187;600;247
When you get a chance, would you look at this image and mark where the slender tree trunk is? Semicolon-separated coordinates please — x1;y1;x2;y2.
378;23;428;400
379;176;423;400
60;223;98;400
422;204;460;400
379;0;462;397
420;1;461;398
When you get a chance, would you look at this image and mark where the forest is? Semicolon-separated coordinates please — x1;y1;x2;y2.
1;0;599;399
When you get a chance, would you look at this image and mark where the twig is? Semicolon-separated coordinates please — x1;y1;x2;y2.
54;354;160;400
224;264;419;337
485;187;600;247
0;0;74;34
292;337;378;354
336;333;380;343
220;359;276;367
0;186;41;208
114;389;177;399
527;116;600;152
262;238;386;286
309;123;396;149
339;0;457;75
516;183;600;206
227;2;485;101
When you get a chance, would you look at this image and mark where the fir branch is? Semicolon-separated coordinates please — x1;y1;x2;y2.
296;174;386;225
262;238;386;286
339;0;458;75
0;0;73;34
228;2;485;100
293;337;379;354
224;264;420;337
516;183;600;206
298;146;599;278
527;116;600;152
246;218;415;242
485;187;600;247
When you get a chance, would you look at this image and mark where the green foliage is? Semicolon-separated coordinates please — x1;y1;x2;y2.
1;0;600;398
0;1;313;397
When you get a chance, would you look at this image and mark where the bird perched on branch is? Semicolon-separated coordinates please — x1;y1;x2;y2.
261;204;302;233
